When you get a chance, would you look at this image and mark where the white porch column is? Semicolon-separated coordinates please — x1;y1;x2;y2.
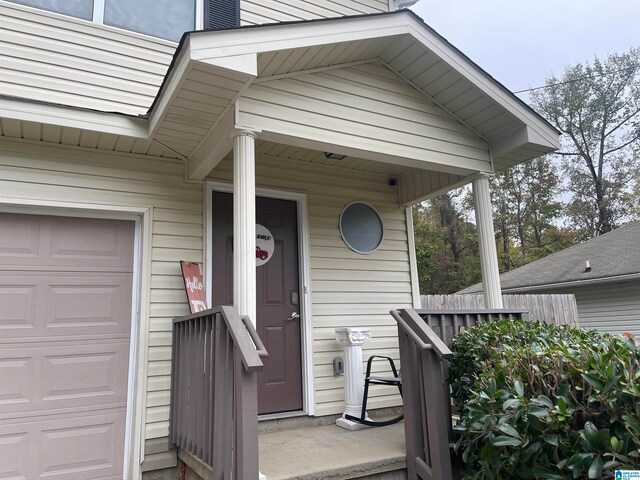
335;327;372;431
472;173;503;309
233;129;258;324
233;129;266;480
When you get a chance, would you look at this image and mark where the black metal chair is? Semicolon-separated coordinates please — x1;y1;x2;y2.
344;355;403;427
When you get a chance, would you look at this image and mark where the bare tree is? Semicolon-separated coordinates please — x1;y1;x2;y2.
531;48;640;237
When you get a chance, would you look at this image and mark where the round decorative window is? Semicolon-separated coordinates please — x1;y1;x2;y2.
339;202;384;254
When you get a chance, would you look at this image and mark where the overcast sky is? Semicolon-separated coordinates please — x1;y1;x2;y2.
410;0;640;102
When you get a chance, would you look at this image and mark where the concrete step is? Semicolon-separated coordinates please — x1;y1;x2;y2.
259;422;407;480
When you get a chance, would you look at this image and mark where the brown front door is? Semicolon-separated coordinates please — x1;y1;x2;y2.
211;191;303;414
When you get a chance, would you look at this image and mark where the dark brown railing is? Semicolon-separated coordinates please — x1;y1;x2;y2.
391;308;529;480
169;306;267;479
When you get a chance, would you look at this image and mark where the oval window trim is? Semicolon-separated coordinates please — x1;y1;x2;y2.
339;201;384;255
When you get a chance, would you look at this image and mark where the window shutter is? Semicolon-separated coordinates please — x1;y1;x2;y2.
205;0;240;29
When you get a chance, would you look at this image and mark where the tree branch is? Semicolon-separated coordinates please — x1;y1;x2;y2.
603;136;640;156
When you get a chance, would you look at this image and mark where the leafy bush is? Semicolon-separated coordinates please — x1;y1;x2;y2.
449;319;640;479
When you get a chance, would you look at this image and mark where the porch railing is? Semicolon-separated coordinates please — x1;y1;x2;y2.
169;306;268;479
391;308;529;480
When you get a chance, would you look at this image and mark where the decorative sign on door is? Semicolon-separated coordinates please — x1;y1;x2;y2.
180;261;208;313
256;224;275;267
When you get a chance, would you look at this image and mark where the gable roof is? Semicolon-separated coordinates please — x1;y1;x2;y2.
460;221;640;293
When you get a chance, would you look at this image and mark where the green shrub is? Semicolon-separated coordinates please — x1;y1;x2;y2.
449;319;640;479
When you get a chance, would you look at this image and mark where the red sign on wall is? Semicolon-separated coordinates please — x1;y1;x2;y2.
180;261;208;314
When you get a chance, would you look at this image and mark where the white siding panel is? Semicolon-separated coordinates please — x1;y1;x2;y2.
241;0;388;25
570;281;640;336
209;153;410;416
0;2;174;114
239;63;490;172
0;138;201;447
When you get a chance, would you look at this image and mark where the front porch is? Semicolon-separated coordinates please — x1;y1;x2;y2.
169;307;530;479
260;420;406;480
179;420;406;480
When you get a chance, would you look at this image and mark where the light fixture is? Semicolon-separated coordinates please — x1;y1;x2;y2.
324;152;347;160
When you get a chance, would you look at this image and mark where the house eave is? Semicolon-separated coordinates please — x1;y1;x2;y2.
0;95;148;138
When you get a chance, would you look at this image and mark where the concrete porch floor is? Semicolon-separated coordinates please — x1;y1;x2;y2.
258;422;406;480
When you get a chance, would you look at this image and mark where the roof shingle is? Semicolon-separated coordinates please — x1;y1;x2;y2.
460;220;640;293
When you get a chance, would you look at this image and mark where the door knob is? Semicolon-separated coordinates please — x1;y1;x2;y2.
288;312;300;321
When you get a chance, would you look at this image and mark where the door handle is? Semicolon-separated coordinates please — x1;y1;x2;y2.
288;312;300;321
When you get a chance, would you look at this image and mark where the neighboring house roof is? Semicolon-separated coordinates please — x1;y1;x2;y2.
460;221;640;293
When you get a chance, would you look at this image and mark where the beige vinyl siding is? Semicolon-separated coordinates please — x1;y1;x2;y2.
241;0;389;25
0;1;174;115
569;281;640;336
209;154;412;416
0;139;201;447
239;62;491;173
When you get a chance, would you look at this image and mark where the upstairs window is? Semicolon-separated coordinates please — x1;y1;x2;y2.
104;0;195;42
9;0;240;41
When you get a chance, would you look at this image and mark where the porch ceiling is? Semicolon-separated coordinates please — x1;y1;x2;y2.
256;140;413;176
215;140;468;208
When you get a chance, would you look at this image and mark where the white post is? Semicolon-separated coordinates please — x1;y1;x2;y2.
335;327;372;431
233;129;258;324
472;173;503;309
233;129;266;480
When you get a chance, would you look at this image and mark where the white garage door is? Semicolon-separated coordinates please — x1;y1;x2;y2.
0;213;135;480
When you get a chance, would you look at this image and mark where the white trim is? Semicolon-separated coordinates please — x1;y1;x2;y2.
252;59;378;84
93;0;105;23
405;206;422;308
123;214;141;480
195;0;204;30
205;180;315;416
0;97;148;138
339;201;385;255
0;197;152;480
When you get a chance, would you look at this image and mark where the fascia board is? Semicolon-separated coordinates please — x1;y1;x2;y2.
188;104;235;180
147;37;193;138
0;96;147;138
491;125;559;159
188;14;412;61
402;17;560;149
197;53;258;77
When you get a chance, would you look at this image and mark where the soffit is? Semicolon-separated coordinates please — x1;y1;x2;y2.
0;117;180;159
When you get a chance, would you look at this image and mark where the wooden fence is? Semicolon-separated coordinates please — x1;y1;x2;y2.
421;294;579;327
